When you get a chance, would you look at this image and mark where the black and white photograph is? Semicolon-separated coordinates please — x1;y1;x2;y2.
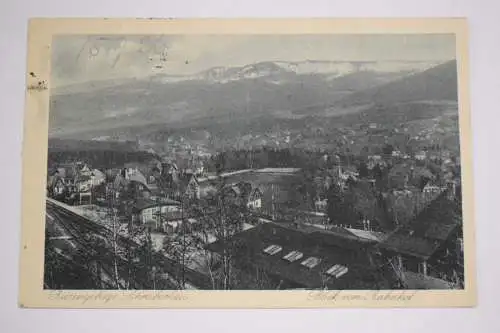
41;31;466;293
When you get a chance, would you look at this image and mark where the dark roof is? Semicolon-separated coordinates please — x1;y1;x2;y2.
128;172;149;189
222;182;262;203
248;187;263;199
161;162;178;171
132;198;181;212
206;222;393;290
378;192;462;259
177;173;198;192
76;175;92;182
113;173;128;190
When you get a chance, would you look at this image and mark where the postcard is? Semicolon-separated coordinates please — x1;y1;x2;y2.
19;18;475;308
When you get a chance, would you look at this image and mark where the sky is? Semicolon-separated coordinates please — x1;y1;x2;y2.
51;34;456;88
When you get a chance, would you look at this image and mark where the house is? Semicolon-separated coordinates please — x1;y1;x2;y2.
52;178;66;196
205;222;398;290
90;169;106;186
54;161;94;184
161;218;200;235
247;187;264;209
49;163;96;205
222;182;263;210
126;168;149;187
76;162;92;177
415;151;427;161
47;174;67;200
193;160;205;177
112;169;129;192
332;165;359;190
367;155;387;170
162;172;200;201
124;162;154;181
156;161;180;184
422;183;444;195
131;197;182;228
314;197;327;212
112;169;152;201
180;172;200;200
160;161;179;175
75;175;92;193
391;150;402;158
55;163;77;180
377;189;463;288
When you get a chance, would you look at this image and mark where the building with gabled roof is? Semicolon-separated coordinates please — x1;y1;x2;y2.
221;182;263;210
131;197;182;228
377;188;463;288
206;222;398;290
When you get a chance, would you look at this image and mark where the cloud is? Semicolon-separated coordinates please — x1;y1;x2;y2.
51;34;456;87
51;35;174;87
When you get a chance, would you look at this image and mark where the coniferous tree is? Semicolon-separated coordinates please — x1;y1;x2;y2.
326;183;345;226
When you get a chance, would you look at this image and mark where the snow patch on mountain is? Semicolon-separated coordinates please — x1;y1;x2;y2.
152;60;446;85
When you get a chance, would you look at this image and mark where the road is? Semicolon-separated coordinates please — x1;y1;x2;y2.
45;199;214;290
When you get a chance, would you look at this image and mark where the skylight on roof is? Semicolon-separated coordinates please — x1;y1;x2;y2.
301;257;321;269
263;244;282;255
326;265;349;278
283;251;304;262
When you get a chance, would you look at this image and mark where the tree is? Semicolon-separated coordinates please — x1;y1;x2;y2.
358;161;370;178
382;144;394;156
326;183;345;226
161;198;205;289
417;176;431;192
297;167;320;209
390;194;416;226
188;176;254;290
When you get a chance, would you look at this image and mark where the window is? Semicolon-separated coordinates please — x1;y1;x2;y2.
301;257;322;269
326;265;349;278
263;244;282;255
283;251;304;262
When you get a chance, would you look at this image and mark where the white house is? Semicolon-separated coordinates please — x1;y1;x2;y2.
314;197;327;212
132;198;182;227
90;169;106;186
423;184;444;194
247;188;263;209
415;151;427;161
140;204;182;224
392;150;402;158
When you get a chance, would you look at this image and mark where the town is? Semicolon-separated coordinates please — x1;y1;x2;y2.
44;129;464;291
42;35;464;291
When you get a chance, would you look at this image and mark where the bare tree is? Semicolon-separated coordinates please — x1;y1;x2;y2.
188;175;251;290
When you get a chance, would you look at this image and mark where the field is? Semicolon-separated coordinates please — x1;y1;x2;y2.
201;169;308;214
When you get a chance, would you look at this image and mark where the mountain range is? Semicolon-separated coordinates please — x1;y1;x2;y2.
48;59;458;141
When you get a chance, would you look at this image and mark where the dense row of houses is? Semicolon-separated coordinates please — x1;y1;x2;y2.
46;156;463;290
47;159;265;237
47;162;106;205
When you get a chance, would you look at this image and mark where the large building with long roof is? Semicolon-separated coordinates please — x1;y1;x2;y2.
377;183;463;288
206;221;399;290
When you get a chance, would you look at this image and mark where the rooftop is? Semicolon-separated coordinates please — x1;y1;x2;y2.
206;222;395;290
132;197;181;212
378;192;462;260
